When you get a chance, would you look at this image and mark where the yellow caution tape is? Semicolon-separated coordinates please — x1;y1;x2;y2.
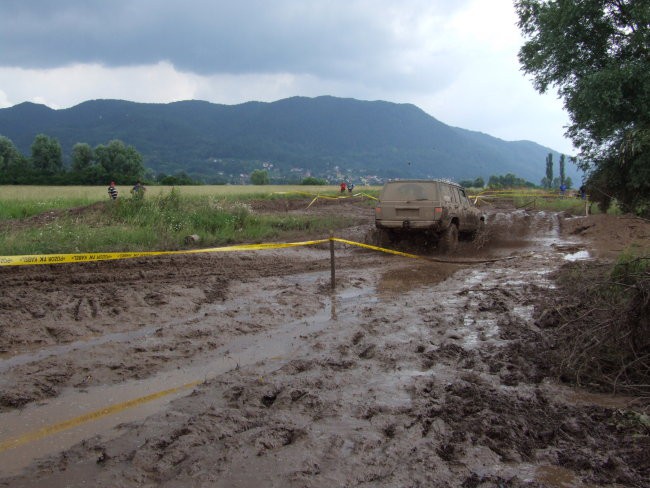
336;237;531;265
331;237;424;260
355;192;378;200
307;195;320;208
305;192;377;208
0;239;330;267
0;234;520;268
469;190;568;199
272;190;377;208
0;380;201;453
271;191;319;197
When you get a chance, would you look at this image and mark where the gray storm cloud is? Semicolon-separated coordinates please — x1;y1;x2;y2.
0;0;469;86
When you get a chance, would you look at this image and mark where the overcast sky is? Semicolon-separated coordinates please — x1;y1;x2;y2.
0;0;574;154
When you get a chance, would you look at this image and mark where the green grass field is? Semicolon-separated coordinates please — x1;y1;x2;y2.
0;185;378;218
0;185;377;255
0;184;375;200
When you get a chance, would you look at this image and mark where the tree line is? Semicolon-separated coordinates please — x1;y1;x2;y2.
0;133;146;185
458;165;574;190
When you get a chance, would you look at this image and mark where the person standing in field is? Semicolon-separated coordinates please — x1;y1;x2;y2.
131;180;146;198
108;181;118;200
340;182;347;193
579;185;586;199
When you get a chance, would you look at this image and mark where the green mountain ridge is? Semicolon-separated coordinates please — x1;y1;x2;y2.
0;96;577;183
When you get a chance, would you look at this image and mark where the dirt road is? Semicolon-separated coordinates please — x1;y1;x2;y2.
0;201;648;487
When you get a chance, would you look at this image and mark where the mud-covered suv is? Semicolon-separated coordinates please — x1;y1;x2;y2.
374;179;484;251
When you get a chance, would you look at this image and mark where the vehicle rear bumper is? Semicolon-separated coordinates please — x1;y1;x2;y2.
376;220;442;231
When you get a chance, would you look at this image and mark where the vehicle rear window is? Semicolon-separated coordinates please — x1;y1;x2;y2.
440;184;456;203
381;182;439;201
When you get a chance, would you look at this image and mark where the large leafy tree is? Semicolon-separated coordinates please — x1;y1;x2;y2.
0;136;21;169
70;142;109;184
94;139;145;184
0;135;31;183
250;169;270;185
31;133;63;177
71;143;94;172
516;0;650;214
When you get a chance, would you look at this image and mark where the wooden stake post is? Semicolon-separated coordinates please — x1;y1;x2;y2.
329;233;335;290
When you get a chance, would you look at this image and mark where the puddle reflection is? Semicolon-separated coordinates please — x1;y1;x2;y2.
564;250;590;261
378;263;457;294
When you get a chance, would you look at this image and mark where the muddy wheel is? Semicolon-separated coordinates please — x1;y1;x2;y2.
439;223;459;253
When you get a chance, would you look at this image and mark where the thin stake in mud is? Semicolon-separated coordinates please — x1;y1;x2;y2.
330;232;335;290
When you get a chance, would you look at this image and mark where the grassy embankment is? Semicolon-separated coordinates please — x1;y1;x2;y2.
513;195;607;214
0;185;376;255
467;187;614;215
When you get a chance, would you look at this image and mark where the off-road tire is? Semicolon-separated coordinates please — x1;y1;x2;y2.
439;223;459;254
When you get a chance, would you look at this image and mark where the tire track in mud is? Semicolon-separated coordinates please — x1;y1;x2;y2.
0;250;345;410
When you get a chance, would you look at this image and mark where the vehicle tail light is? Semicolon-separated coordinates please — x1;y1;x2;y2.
375;207;381;215
434;207;442;219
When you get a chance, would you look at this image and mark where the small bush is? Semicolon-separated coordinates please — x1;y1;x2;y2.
301;177;328;185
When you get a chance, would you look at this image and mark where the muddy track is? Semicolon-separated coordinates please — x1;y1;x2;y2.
0;250;385;410
1;204;649;487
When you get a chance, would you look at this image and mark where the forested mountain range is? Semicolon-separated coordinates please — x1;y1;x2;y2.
0;96;576;184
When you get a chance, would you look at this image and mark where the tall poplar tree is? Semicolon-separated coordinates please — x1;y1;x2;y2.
545;153;553;189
